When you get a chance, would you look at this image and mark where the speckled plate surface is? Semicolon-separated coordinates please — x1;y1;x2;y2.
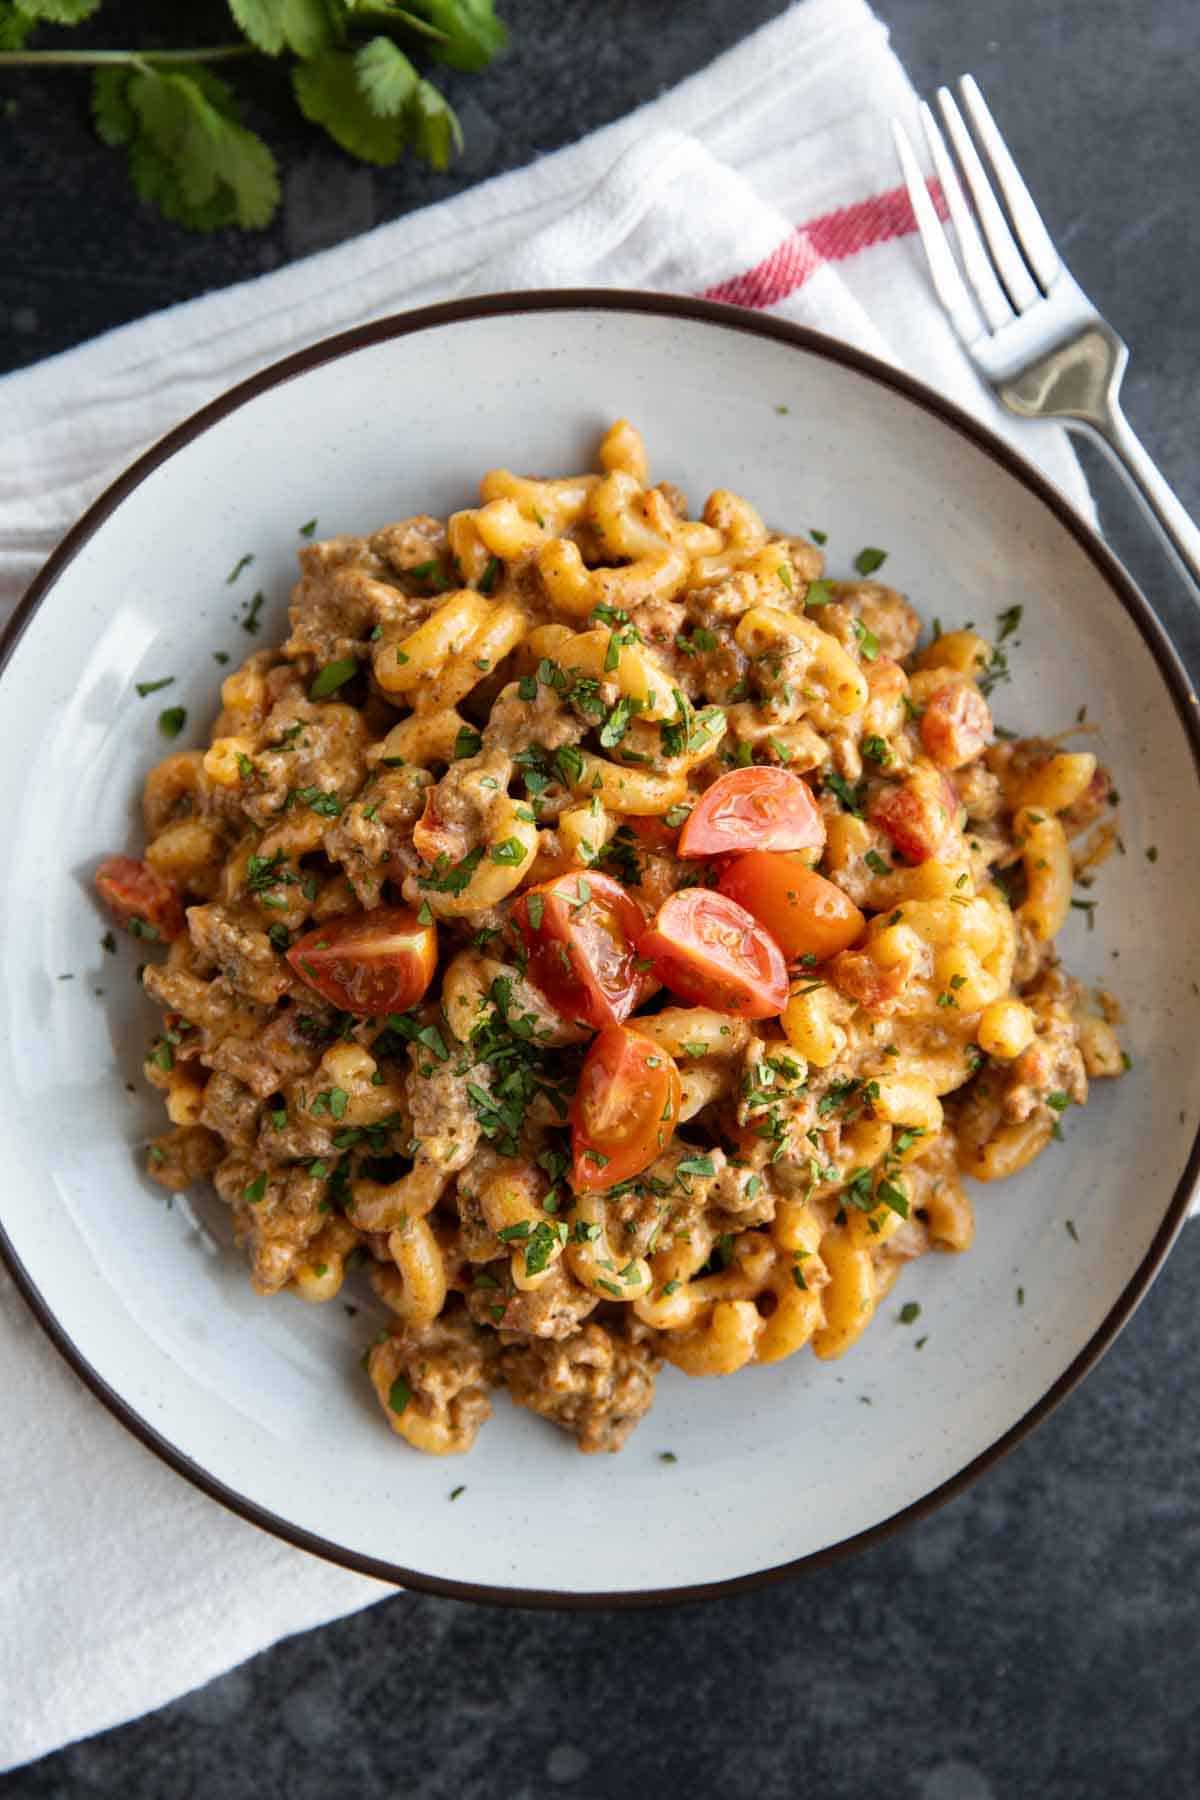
2;293;1198;1605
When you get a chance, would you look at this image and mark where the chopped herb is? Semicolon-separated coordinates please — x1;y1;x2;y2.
101;930;117;955
996;604;1023;641
213;652;230;665
388;1376;412;1415
490;837;528;866
127;917;160;941
861;734;891;767
1065;1219;1079;1242
898;1301;921;1325
1070;899;1097;929
292;786;343;818
804;579;834;607
851;617;880;661
477;557;500;595
240;591;265;634
135;676;174;698
157;706;187;738
677;1154;715;1178
659;1451;678;1464
824;771;864;816
449;1485;466;1501
1016;1286;1025;1306
810;528;828;545
243;1172;267;1205
299;519;318;538
599;694;640;749
310;658;358;699
1146;846;1159;863
226;553;254;584
864;849;891;876
453;724;483;760
854;547;888;576
419;846;486;896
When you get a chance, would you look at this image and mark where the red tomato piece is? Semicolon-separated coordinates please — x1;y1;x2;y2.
287;906;437;1017
718;852;865;962
95;854;185;943
639;888;789;1019
572;1026;682;1190
678;767;826;859
869;770;958;864
827;947;912;1013
512;871;651;1031
918;681;992;770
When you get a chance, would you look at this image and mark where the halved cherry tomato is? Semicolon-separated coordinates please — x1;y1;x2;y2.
512;870;651;1031
718;852;865;962
95;854;185;942
287;906;437;1016
639;888;789;1018
678;766;826;859
572;1025;682;1190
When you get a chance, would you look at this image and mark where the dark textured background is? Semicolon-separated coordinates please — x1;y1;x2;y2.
2;2;1198;1794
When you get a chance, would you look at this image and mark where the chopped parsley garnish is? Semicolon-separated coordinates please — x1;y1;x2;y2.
805;579;834;607
101;930;117;955
490;837;528;866
864;849;891;875
226;554;254;584
851;618;880;662
240;591;265;634
810;528;828;545
598;694;641;749
388;1376;412;1415
291;786;343;818
477;556;500;595
299;519;318;538
996;604;1022;641
676;1154;715;1178
861;734;891;766
449;1485;466;1501
853;546;888;576
135;676;174;698
243;1172;267;1205
898;1302;920;1325
310;657;358;699
419;846;485;895
824;771;864;816
453;724;483;760
158;706;187;738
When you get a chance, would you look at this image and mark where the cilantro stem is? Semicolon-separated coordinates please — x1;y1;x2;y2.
0;46;256;68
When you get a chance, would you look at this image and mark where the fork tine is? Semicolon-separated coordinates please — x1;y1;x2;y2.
890;119;984;348
936;86;1041;313
919;101;1012;334
959;75;1060;291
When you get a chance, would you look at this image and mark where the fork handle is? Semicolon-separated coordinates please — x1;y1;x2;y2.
1076;403;1200;591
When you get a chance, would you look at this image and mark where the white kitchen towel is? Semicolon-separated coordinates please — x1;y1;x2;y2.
0;0;1099;1772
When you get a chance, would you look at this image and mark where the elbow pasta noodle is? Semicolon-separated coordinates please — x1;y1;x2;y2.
110;419;1126;1459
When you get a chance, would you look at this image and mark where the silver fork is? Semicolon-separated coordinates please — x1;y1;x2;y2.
892;76;1200;591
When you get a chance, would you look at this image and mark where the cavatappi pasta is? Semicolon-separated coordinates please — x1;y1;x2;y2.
96;423;1126;1457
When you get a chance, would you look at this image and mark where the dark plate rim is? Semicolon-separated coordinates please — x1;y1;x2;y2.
2;288;1198;1611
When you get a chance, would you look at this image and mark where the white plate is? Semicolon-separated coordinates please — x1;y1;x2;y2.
3;294;1198;1604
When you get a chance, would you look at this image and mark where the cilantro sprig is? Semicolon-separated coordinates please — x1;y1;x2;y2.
2;2;509;232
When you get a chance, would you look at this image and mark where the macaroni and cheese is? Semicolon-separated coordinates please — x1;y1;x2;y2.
96;423;1125;1456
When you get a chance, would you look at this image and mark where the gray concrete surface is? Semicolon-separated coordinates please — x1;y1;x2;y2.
1;1;1198;1794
